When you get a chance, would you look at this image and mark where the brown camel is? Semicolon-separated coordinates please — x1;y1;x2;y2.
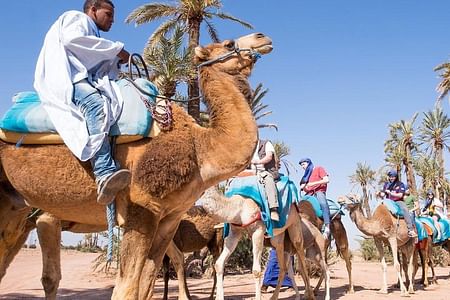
198;186;316;300
0;33;272;299
162;206;224;300
338;195;415;296
298;199;354;293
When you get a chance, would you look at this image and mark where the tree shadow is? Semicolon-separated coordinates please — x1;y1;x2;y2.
0;287;113;300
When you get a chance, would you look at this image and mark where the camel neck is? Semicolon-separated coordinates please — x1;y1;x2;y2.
200;188;243;224
350;206;380;236
194;66;258;186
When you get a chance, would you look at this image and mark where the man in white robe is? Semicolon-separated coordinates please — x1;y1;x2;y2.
34;0;131;205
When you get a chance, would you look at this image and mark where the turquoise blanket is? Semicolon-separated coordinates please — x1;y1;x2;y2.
417;216;450;243
381;199;404;217
414;219;428;242
0;78;158;137
224;174;299;237
300;195;344;219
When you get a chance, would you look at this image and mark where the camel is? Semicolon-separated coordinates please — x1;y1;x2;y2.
198;186;320;300
162;206;224;300
338;195;415;296
297;199;354;294
0;33;272;299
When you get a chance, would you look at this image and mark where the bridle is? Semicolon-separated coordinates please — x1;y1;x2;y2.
197;47;262;68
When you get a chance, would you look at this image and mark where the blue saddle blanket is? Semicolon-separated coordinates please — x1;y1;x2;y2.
414;219;428;242
417;216;450;243
300;195;344;219
224;174;299;237
0;78;158;137
381;199;405;217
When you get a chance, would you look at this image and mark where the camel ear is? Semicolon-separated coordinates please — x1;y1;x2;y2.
194;46;209;61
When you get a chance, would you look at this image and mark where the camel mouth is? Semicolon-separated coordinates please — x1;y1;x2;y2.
254;45;273;55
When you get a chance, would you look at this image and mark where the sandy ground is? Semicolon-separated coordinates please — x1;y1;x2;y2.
1;248;450;299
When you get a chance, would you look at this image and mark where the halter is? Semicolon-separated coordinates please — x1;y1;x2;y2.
197;47;262;69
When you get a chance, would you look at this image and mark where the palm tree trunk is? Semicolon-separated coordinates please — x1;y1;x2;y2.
404;145;417;195
187;19;201;121
362;185;371;217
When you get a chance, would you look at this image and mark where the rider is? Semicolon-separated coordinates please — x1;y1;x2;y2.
299;158;331;240
34;0;131;205
421;189;444;240
378;170;417;238
251;139;280;222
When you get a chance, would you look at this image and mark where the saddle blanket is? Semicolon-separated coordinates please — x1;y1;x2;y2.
224;174;299;237
0;78;158;137
381;199;405;217
417;216;450;243
414;219;429;242
300;195;344;219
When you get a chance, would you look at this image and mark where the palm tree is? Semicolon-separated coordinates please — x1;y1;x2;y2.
349;162;376;217
273;140;296;176
126;0;253;120
434;61;450;104
383;113;419;195
418;107;450;182
143;26;195;98
248;83;277;130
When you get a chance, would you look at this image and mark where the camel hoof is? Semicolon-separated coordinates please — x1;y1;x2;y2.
400;291;410;297
377;288;388;294
347;288;355;294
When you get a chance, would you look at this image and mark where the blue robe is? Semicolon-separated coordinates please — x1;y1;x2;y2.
262;248;293;287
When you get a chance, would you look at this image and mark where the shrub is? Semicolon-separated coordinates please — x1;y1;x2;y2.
358;237;393;263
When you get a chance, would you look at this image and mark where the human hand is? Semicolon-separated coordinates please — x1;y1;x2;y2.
118;48;130;64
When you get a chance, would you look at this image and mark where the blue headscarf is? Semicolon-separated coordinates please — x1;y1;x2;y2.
299;158;314;185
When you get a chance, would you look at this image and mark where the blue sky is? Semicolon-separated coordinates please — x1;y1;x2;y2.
2;1;450;249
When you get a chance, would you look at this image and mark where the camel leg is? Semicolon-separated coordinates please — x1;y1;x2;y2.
112;205;160;300
308;245;330;300
36;213;61;300
162;255;170;300
250;224;265;300
374;239;388;294
388;237;408;295
287;219;315;300
332;220;354;293
0;183;33;282
428;245;437;285
287;255;300;298
269;233;287;300
214;226;243;300
165;240;191;300
412;248;421;285
405;242;415;294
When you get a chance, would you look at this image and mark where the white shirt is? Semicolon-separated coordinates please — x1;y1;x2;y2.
34;10;124;161
251;140;275;171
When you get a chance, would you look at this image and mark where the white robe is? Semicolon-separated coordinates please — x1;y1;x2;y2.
34;10;124;161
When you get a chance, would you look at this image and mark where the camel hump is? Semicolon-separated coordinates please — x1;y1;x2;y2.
0;79;162;145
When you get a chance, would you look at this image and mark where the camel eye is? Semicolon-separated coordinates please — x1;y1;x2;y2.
224;40;235;51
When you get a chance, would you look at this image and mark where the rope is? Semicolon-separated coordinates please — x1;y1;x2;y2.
106;201;116;265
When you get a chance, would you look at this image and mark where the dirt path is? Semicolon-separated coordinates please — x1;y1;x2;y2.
1;249;450;299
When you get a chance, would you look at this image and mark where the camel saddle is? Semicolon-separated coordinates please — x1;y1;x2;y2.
300;195;344;220
0;78;162;145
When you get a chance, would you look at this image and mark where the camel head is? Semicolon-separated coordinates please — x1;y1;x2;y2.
338;194;362;211
194;33;273;76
